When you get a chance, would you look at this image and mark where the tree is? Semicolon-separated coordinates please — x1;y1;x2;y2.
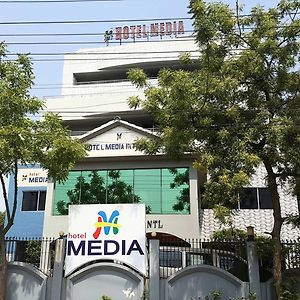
0;43;86;300
57;170;142;215
169;168;190;212
128;0;300;298
0;212;4;229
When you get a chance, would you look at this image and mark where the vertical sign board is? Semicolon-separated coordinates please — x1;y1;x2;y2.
65;204;146;275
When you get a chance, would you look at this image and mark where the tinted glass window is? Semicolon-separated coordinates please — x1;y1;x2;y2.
22;192;38;211
53;168;190;215
38;191;46;211
53;171;81;215
259;188;273;209
162;168;190;214
134;169;161;213
240;188;258;209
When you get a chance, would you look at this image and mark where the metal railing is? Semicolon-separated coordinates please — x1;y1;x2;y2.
282;240;300;270
158;238;248;280
4;236;300;280
5;237;56;275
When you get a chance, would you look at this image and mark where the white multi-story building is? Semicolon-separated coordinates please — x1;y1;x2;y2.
10;36;299;241
42;38;203;240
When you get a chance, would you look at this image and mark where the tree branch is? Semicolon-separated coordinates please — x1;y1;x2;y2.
250;137;266;151
3;161;18;235
235;0;242;38
274;171;300;178
0;174;10;221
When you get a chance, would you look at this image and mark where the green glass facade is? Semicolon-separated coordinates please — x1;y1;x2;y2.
53;167;190;215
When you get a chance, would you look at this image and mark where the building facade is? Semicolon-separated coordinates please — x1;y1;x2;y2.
7;37;300;241
6;166;48;238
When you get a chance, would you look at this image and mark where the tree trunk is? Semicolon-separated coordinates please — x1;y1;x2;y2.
0;165;19;300
0;233;7;300
263;159;284;300
273;235;283;298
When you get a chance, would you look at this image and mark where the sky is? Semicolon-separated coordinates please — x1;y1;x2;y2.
0;0;279;99
0;0;280;211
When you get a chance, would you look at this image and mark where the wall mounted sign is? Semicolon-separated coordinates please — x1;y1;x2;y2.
17;168;48;187
86;126;148;157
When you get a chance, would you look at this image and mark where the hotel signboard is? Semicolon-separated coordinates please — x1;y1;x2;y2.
17;168;48;187
65;204;146;275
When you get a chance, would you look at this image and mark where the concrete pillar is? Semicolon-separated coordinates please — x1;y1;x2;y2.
39;238;52;275
246;241;261;300
149;238;160;300
51;237;66;300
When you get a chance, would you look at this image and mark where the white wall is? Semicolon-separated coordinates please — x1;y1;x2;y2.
43;39;198;121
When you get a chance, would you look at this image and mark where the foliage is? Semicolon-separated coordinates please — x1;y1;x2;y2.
57;170;142;215
24;241;42;266
210;290;222;300
22;240;55;269
229;293;257;300
100;296;112;300
212;204;234;226
140;287;149;300
212;228;273;265
204;290;257;300
128;0;300;297
0;42;86;233
285;214;300;228
0;42;86;299
169;168;190;212
280;279;300;300
212;228;248;240
128;0;300;217
0;212;4;229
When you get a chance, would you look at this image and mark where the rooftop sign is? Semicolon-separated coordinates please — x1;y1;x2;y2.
104;20;185;43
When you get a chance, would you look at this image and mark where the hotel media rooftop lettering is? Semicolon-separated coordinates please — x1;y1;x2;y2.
104;20;185;42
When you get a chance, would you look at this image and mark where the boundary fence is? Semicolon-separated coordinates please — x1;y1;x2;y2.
5;237;56;275
4;237;300;278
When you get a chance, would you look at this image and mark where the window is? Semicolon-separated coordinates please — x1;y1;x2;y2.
258;188;272;209
240;187;273;209
201;187;273;210
240;188;258;209
21;191;46;211
53;167;190;216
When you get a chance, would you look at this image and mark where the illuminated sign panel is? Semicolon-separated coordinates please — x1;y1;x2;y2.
65;204;146;275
